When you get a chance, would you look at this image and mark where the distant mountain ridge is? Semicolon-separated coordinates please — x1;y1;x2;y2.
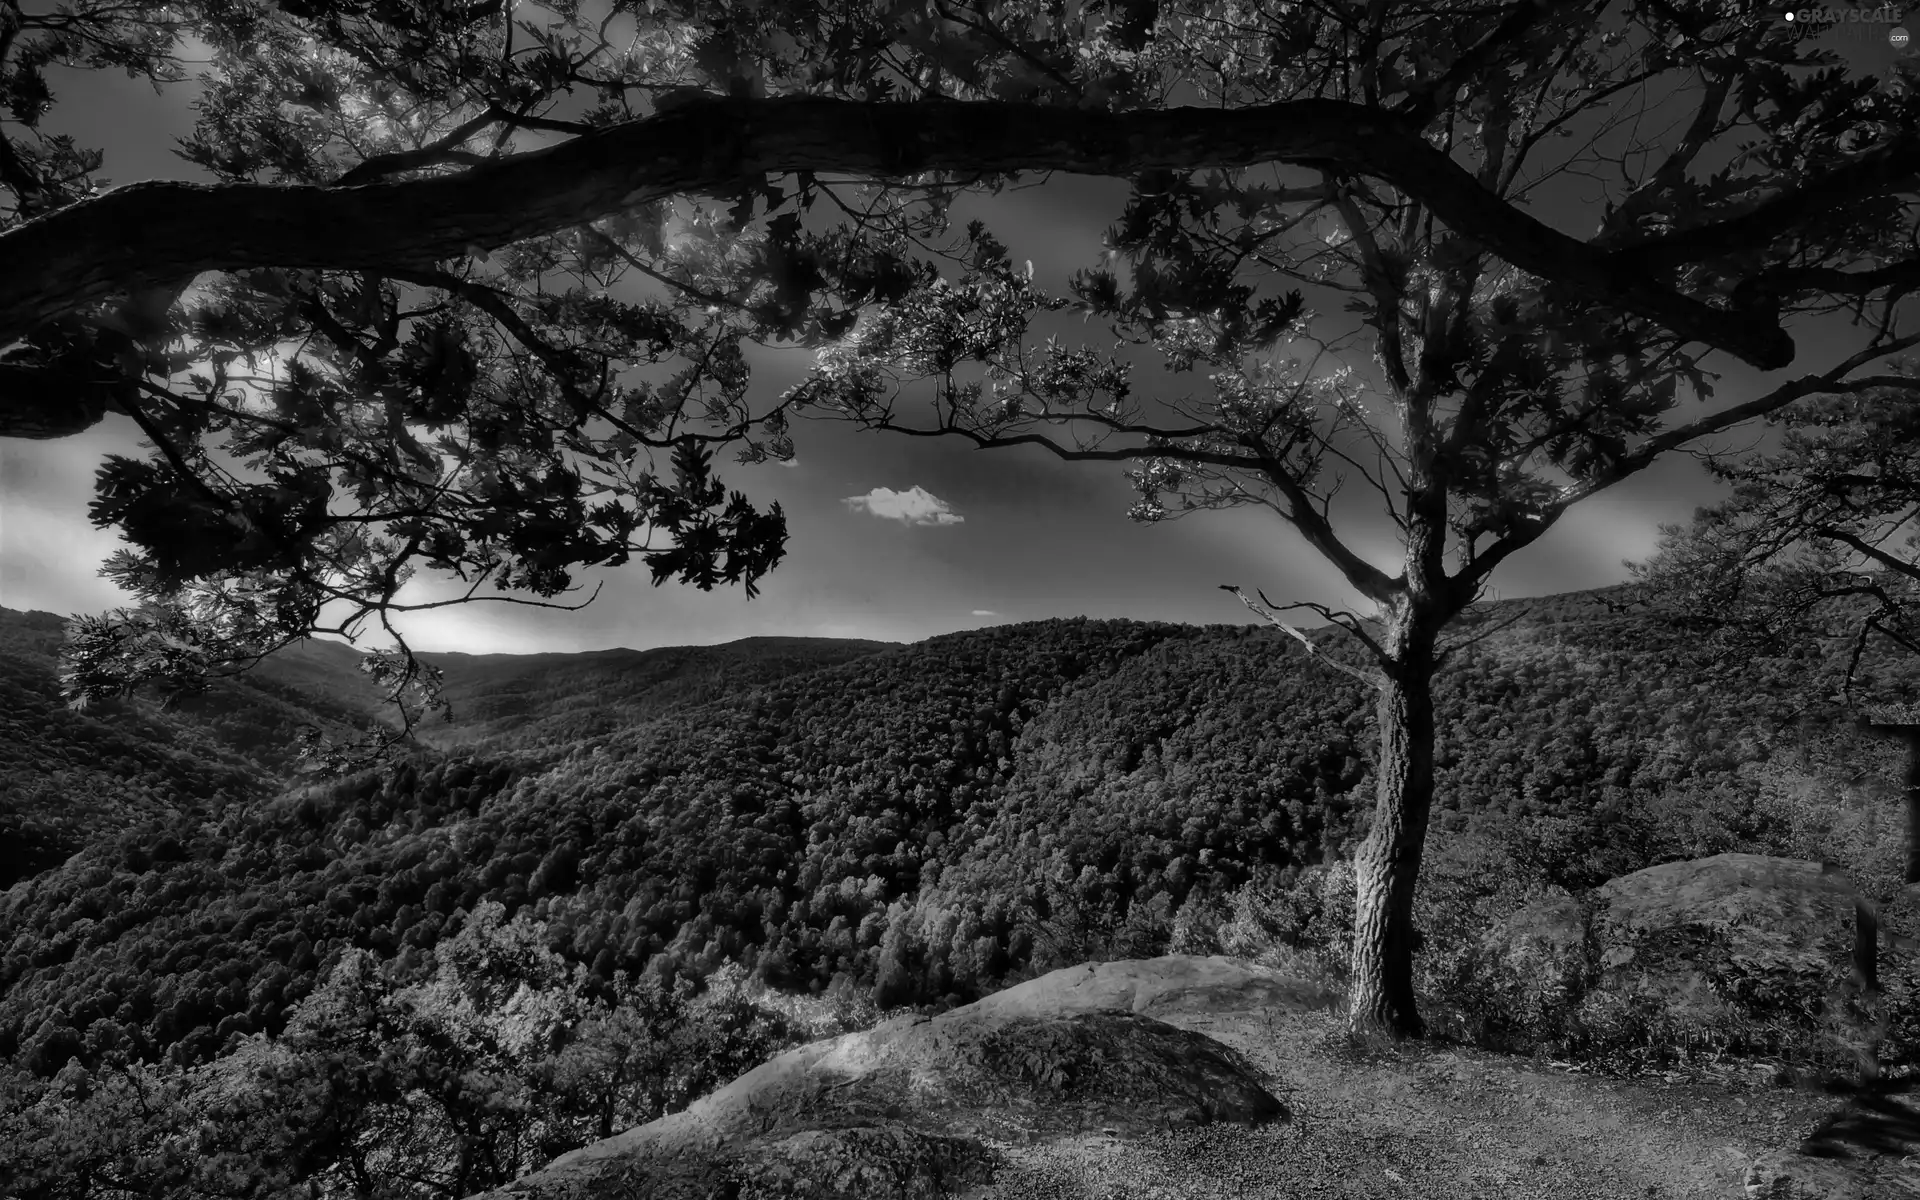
0;606;895;887
413;635;901;750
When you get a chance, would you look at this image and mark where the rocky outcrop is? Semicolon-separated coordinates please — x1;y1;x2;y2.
1477;853;1920;1068
468;956;1313;1200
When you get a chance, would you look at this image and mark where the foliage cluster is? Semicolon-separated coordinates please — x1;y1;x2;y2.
0;900;806;1199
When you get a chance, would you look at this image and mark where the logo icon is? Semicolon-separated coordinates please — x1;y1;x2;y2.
1892;24;1911;46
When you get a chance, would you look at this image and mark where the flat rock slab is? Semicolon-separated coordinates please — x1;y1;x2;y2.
467;956;1298;1200
967;954;1343;1021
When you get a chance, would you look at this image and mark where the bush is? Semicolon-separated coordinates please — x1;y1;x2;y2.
1193;859;1355;984
1409;826;1588;1050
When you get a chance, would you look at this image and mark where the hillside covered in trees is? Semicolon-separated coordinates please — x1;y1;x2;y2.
4;587;1906;1061
0;606;893;889
0;609;365;890
5;588;1917;1194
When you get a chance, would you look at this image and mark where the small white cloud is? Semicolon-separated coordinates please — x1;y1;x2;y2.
971;609;1000;618
842;485;965;526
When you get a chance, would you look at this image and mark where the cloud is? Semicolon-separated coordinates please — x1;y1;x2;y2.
842;485;965;526
970;610;1000;618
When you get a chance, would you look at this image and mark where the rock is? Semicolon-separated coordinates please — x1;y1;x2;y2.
1586;854;1858;1045
1483;854;1882;1063
966;954;1343;1021
465;956;1302;1200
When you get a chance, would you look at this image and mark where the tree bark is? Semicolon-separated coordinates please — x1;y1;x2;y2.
1347;604;1443;1039
0;94;1796;416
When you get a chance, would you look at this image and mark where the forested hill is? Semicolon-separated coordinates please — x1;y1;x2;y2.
413;635;900;750
4;590;1904;1090
0;606;895;888
0;609;372;889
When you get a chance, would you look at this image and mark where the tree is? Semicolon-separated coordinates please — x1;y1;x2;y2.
11;0;1920;1038
4;0;795;765
766;4;1920;1038
1621;369;1920;1111
1624;381;1920;893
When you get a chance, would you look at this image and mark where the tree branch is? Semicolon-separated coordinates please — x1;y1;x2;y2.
0;92;1796;410
331;108;504;187
1219;583;1386;687
1736;257;1920;313
1563;365;1920;511
1611;131;1920;273
1593;64;1734;246
1813;524;1920;590
1237;430;1401;604
1393;1;1557;128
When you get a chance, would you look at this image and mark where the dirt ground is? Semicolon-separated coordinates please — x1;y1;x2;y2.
962;1003;1920;1200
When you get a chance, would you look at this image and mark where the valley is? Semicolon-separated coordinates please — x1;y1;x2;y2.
4;588;1918;1196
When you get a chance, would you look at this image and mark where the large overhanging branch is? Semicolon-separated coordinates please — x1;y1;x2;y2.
2;94;1796;381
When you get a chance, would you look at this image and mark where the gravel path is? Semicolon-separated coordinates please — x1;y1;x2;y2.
962;1005;1920;1200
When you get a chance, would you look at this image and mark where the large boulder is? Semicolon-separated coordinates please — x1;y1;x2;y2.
1478;853;1908;1068
467;956;1307;1200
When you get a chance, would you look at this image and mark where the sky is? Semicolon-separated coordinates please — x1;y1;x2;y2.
0;7;1911;655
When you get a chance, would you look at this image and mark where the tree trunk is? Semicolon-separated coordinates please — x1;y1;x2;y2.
1347;613;1441;1040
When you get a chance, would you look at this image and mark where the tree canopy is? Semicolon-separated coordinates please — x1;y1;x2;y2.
1627;388;1920;704
12;0;1920;1034
6;0;1918;754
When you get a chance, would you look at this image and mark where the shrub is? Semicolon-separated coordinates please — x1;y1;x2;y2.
1200;859;1354;984
1410;827;1588;1050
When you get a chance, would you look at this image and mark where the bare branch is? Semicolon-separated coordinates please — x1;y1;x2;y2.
1219;584;1385;687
